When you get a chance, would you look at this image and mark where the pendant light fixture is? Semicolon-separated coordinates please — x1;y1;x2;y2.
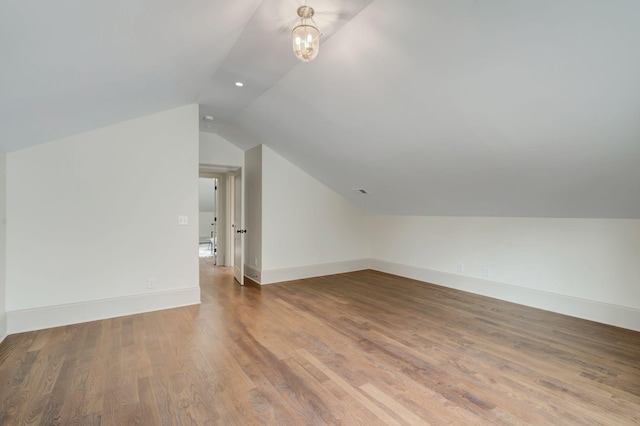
292;5;320;62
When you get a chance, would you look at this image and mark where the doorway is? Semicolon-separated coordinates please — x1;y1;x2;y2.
198;177;218;261
198;165;243;285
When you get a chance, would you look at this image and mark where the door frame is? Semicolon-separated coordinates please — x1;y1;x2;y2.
199;164;240;268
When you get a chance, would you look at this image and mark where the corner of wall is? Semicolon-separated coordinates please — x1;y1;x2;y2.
244;264;261;284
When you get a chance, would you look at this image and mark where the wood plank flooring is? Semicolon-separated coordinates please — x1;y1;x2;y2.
1;258;639;425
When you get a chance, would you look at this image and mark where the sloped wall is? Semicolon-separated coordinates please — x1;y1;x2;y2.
259;146;369;284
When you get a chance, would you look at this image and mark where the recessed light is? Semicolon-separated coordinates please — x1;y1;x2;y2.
203;115;214;121
235;82;244;87
353;188;368;194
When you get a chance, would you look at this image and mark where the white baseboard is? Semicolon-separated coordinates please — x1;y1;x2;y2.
244;264;261;283
371;259;640;332
7;286;201;335
0;313;7;344
260;258;371;285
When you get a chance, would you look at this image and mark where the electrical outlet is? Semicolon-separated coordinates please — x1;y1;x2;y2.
457;263;465;273
178;215;189;225
147;277;156;289
482;267;490;278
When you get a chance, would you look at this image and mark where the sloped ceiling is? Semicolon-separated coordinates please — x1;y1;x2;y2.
2;1;639;218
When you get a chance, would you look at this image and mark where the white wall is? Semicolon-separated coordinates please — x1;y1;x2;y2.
260;145;369;283
199;178;216;213
244;145;262;280
198;177;216;241
0;152;6;342
199;132;243;168
199;213;216;239
369;216;640;331
6;104;201;333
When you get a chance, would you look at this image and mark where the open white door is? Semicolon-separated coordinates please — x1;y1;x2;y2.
232;169;244;285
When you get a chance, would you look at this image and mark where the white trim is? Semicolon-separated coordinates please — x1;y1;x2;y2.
244;264;261;283
260;258;371;285
0;313;7;344
370;259;640;332
7;287;201;335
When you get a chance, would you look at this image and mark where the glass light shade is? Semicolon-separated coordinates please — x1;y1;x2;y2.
292;24;320;62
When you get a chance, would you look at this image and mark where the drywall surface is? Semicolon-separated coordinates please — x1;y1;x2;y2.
261;146;369;277
199;178;216;213
199;212;216;240
244;145;262;279
199;132;243;168
198;177;217;243
0;153;6;341
369;216;640;329
6;104;200;314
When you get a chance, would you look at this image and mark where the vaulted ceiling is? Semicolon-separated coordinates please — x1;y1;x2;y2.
2;0;639;218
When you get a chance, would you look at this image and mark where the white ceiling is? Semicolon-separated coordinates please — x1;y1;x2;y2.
2;0;639;218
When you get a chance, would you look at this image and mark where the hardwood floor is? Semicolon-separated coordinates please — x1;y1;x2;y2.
1;258;639;425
